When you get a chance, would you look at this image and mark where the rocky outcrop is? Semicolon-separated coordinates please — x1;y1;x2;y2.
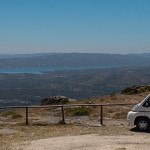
41;96;69;105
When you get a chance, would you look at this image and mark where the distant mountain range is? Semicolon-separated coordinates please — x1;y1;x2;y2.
0;53;150;68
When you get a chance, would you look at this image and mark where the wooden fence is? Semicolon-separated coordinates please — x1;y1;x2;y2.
0;103;135;126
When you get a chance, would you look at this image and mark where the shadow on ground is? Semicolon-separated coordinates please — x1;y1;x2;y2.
130;127;150;133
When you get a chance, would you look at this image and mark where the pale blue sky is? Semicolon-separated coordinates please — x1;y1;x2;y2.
0;0;150;54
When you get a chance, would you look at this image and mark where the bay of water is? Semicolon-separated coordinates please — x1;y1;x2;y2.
0;66;119;74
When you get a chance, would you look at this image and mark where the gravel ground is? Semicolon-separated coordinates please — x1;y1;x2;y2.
14;134;150;150
1;118;149;150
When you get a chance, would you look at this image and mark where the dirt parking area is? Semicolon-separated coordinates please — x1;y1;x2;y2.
1;118;150;150
14;133;150;150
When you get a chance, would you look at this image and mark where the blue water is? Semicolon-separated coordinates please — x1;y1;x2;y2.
0;66;119;74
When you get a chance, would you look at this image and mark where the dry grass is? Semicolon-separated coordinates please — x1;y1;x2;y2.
0;123;131;150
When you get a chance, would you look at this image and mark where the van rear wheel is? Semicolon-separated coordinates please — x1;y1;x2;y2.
136;118;150;131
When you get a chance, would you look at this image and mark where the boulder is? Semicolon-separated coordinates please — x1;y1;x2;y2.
41;96;69;105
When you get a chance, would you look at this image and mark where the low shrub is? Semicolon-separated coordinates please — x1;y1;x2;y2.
2;111;22;119
121;87;138;95
68;107;93;116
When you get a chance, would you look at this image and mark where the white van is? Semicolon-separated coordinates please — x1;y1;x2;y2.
127;94;150;131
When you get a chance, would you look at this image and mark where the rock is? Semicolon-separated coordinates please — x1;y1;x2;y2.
41;96;69;105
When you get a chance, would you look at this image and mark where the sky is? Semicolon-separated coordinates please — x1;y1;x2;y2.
0;0;150;54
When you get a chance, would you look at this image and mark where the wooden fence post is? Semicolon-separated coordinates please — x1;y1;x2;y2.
26;107;29;125
61;106;65;124
100;105;104;126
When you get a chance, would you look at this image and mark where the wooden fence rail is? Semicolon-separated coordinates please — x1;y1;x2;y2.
0;103;136;126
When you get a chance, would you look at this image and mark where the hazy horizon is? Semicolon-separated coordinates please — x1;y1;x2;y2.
0;52;150;56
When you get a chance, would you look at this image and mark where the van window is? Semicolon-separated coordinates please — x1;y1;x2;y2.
143;98;150;107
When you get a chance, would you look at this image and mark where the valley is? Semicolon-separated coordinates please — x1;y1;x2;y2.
0;66;150;106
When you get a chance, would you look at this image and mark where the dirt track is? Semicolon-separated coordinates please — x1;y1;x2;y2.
15;133;150;150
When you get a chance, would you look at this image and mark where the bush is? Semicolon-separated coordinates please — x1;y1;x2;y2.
71;107;92;116
145;86;150;91
2;111;22;119
121;87;138;95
